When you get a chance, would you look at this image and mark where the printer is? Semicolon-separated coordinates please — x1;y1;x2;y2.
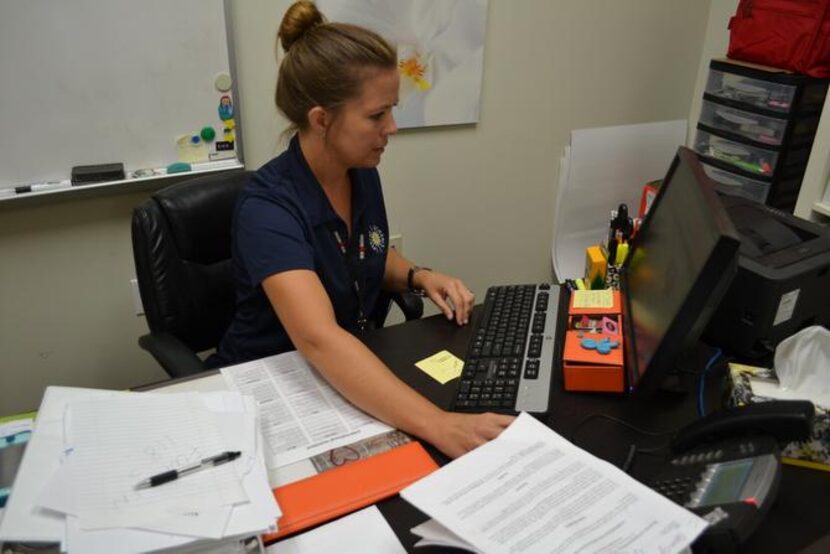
704;194;830;358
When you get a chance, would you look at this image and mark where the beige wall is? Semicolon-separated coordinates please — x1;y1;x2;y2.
0;0;711;413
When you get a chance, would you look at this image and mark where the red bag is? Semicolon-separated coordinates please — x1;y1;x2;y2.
728;0;830;78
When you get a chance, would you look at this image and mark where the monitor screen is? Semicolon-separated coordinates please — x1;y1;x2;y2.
622;147;741;393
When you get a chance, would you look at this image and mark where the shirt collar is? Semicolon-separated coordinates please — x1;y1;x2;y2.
288;134;368;229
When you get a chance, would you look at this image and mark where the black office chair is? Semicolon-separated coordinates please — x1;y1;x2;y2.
131;171;423;379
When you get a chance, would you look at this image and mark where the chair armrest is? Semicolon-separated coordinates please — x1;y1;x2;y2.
392;291;424;321
138;332;206;378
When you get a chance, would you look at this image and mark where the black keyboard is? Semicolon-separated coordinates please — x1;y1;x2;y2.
451;284;563;414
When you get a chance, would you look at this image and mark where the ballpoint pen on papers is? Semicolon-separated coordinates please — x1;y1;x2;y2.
134;450;241;490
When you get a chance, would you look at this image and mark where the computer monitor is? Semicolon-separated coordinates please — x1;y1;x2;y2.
621;146;741;394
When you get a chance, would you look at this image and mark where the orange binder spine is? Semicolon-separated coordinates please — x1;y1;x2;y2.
264;441;438;542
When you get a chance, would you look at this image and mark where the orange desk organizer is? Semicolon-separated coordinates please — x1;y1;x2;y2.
563;290;625;393
264;441;438;542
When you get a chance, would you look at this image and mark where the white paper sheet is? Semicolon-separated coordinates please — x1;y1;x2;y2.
268;506;406;554
0;387;123;545
221;351;392;468
62;392;279;553
38;393;247;530
411;518;479;551
551;120;687;281
402;413;707;554
0;387;279;554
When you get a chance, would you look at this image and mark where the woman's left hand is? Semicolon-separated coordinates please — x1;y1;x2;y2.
414;270;475;325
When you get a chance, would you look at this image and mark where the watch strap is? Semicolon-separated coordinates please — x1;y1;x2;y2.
407;266;431;293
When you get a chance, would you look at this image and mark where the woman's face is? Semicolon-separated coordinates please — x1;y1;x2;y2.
325;67;399;169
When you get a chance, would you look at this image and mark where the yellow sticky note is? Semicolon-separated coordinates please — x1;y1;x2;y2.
415;350;464;385
572;289;613;309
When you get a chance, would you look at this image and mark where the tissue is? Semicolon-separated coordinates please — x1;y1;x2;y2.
774;326;830;402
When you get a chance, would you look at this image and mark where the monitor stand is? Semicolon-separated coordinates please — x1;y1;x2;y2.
656;343;723;395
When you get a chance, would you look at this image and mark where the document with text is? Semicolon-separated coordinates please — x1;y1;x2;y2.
221;351;392;468
401;413;707;554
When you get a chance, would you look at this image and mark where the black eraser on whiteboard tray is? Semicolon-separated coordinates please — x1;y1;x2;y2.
71;163;125;185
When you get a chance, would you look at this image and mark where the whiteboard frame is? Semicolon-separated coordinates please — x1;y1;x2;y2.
0;0;245;204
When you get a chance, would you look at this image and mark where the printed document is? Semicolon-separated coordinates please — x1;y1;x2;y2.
401;413;707;554
222;351;392;468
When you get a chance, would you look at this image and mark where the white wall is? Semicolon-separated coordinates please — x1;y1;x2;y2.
687;0;737;146
235;0;711;295
0;0;711;413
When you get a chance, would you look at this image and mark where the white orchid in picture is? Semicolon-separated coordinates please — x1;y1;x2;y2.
316;0;488;129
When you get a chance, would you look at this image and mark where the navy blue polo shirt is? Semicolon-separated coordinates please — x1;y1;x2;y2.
212;135;389;366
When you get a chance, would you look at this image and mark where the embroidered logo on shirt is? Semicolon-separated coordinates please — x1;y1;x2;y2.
368;224;386;254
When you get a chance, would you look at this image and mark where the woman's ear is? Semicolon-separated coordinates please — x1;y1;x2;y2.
307;106;328;135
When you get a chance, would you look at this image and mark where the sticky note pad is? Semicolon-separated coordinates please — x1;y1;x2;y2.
572;289;614;309
415;350;464;384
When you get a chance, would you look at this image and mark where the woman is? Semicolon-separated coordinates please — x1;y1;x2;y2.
212;1;512;458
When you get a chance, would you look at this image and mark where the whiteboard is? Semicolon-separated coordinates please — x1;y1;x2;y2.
0;0;241;189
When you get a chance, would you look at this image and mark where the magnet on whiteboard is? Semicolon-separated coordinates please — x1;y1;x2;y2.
190;135;201;145
167;162;192;174
218;95;234;121
214;72;233;92
200;126;216;142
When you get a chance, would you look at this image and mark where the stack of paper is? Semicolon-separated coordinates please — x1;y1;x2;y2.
0;387;280;553
0;415;34;511
401;413;707;554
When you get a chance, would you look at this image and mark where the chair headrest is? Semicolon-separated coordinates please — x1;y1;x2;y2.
154;171;250;263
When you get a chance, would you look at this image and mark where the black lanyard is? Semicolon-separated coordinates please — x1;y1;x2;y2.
332;227;368;331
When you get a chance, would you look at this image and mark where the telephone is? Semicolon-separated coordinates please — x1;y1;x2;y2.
646;400;814;553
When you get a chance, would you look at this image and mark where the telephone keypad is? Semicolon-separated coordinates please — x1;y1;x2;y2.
651;476;695;504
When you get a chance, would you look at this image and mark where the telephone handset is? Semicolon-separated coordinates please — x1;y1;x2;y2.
647;400;814;553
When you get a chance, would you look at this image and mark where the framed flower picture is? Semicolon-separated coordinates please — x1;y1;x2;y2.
317;0;489;129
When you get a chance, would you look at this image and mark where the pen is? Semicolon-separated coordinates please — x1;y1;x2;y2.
1;181;72;195
134;450;241;490
607;237;619;267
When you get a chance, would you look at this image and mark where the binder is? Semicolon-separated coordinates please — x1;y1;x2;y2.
264;441;438;542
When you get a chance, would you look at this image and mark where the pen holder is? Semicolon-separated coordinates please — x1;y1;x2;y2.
605;264;620;290
562;290;625;393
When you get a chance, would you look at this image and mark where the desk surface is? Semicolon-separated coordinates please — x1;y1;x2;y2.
358;311;830;554
143;311;828;553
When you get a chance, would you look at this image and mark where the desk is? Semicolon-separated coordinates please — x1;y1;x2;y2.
360;311;829;553
148;311;828;553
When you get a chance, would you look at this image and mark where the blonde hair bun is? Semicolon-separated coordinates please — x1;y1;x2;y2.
278;1;325;52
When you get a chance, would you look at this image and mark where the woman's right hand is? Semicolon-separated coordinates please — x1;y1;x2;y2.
426;411;515;459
